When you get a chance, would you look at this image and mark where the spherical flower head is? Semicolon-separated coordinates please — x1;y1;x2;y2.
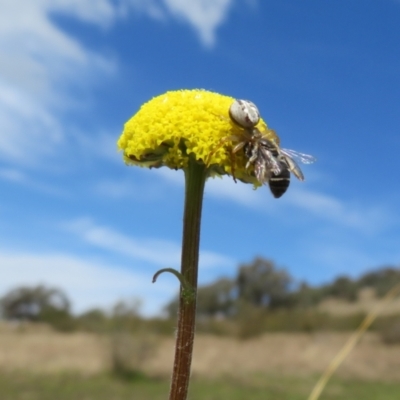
118;89;275;186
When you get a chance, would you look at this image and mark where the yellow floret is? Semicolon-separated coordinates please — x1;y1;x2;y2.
117;89;275;185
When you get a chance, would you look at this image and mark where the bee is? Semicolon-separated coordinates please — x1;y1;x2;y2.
227;99;315;198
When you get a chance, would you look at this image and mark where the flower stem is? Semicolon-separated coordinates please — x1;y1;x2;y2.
169;157;207;400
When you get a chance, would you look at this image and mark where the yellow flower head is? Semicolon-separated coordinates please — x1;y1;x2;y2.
117;89;278;186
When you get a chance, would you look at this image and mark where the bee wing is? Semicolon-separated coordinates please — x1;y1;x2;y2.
281;154;304;181
280;148;316;165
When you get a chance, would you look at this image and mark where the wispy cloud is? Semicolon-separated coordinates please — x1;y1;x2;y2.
283;186;394;232
162;0;233;46
155;168;265;207
122;0;236;46
71;130;121;165
301;234;400;283
0;0;240;170
307;242;378;276
0;249;174;315
48;1;119;28
93;180;139;199
0;167;69;196
0;79;64;165
205;176;265;207
62;217;234;269
93;174;166;201
0;168;26;183
119;0;166;20
0;1;116;166
156;167;393;232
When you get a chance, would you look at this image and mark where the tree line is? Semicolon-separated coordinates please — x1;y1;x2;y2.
1;258;400;337
165;257;400;318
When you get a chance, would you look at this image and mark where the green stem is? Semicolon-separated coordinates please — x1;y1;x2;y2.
169;157;207;400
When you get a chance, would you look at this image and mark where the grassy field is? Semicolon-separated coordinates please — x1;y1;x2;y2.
2;326;400;399
2;329;400;380
0;372;400;400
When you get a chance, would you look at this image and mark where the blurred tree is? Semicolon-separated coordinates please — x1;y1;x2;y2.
112;298;141;318
196;278;235;317
164;278;235;318
108;298;156;377
236;257;292;309
160;260;400;336
0;285;70;321
0;285;74;331
284;282;325;309
326;276;358;302
76;308;108;333
359;267;400;297
111;298;143;332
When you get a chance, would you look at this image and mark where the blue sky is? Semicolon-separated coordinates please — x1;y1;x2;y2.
1;0;400;316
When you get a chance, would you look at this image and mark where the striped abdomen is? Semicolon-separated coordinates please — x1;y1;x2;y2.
268;161;290;198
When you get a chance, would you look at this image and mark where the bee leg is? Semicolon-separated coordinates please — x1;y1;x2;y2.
230;141;248;183
229;150;237;183
205;135;239;166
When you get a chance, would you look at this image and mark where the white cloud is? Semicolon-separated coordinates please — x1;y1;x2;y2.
162;0;233;46
154;167;184;185
0;0;239;170
120;0;166;20
0;166;69;196
71;130;121;165
156;166;392;232
307;243;377;275
93;172;165;202
0;1;116;166
302;236;400;281
48;0;118;27
123;0;235;45
0;79;64;165
93;175;164;201
94;180;138;199
0;167;26;183
155;168;265;207
284;186;393;232
203;174;395;234
0;2;115;99
0;249;174;316
152;165;393;233
62;217;234;269
205;175;265;206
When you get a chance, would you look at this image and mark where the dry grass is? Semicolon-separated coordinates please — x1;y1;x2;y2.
1;323;400;381
0;330;107;374
149;333;400;381
318;287;400;316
